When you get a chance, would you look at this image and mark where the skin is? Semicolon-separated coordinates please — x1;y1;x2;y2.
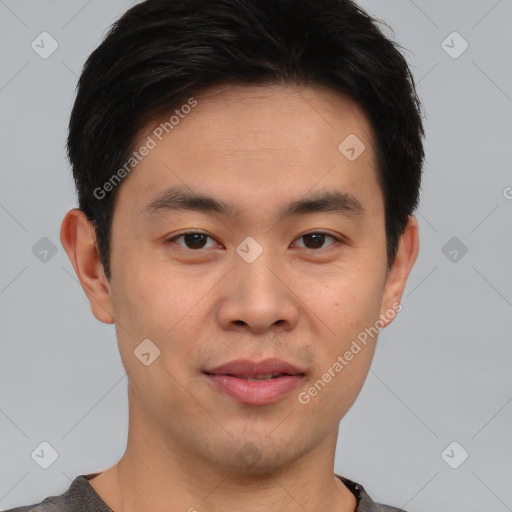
60;83;419;512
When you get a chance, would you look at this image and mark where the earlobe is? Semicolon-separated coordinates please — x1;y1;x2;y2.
379;215;420;327
60;208;115;324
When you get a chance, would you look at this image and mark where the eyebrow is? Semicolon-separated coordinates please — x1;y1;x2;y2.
141;186;365;220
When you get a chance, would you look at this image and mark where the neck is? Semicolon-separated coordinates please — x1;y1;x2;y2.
89;393;357;512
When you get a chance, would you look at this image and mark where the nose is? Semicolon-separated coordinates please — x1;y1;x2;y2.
216;250;300;334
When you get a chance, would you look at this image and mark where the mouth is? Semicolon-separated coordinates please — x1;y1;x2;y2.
204;372;301;381
204;357;305;378
203;358;306;405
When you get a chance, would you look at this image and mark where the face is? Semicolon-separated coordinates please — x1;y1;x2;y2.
64;83;418;474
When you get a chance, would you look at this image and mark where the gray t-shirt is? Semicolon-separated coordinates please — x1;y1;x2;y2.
4;473;407;511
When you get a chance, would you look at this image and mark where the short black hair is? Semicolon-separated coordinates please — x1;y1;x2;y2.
67;0;425;281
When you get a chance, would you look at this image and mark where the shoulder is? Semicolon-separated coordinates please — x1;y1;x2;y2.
2;474;105;512
376;505;408;512
2;493;71;512
2;507;36;512
2;497;67;512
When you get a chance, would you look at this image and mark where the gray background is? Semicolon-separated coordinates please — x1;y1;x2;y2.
1;0;511;510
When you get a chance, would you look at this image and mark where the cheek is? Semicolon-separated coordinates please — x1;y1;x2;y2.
110;253;213;376
298;267;385;340
112;247;197;330
301;294;380;421
109;264;209;414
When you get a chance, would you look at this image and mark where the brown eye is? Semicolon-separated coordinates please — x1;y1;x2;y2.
294;232;338;249
169;232;217;250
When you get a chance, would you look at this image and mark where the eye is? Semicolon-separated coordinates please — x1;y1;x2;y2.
167;231;219;250
166;230;342;251
293;231;340;250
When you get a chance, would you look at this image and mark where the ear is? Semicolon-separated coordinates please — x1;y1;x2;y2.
60;208;114;324
379;215;419;327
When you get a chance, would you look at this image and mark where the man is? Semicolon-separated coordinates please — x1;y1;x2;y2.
7;0;424;510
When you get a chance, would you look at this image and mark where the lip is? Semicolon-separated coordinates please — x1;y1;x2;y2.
205;374;305;405
203;358;306;405
204;358;304;378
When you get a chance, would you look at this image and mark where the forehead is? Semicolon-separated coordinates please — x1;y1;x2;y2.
160;83;370;142
114;83;381;221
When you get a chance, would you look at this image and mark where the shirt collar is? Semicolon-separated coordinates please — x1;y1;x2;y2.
335;474;395;511
74;472;392;512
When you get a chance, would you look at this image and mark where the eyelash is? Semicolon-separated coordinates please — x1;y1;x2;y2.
166;230;344;251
